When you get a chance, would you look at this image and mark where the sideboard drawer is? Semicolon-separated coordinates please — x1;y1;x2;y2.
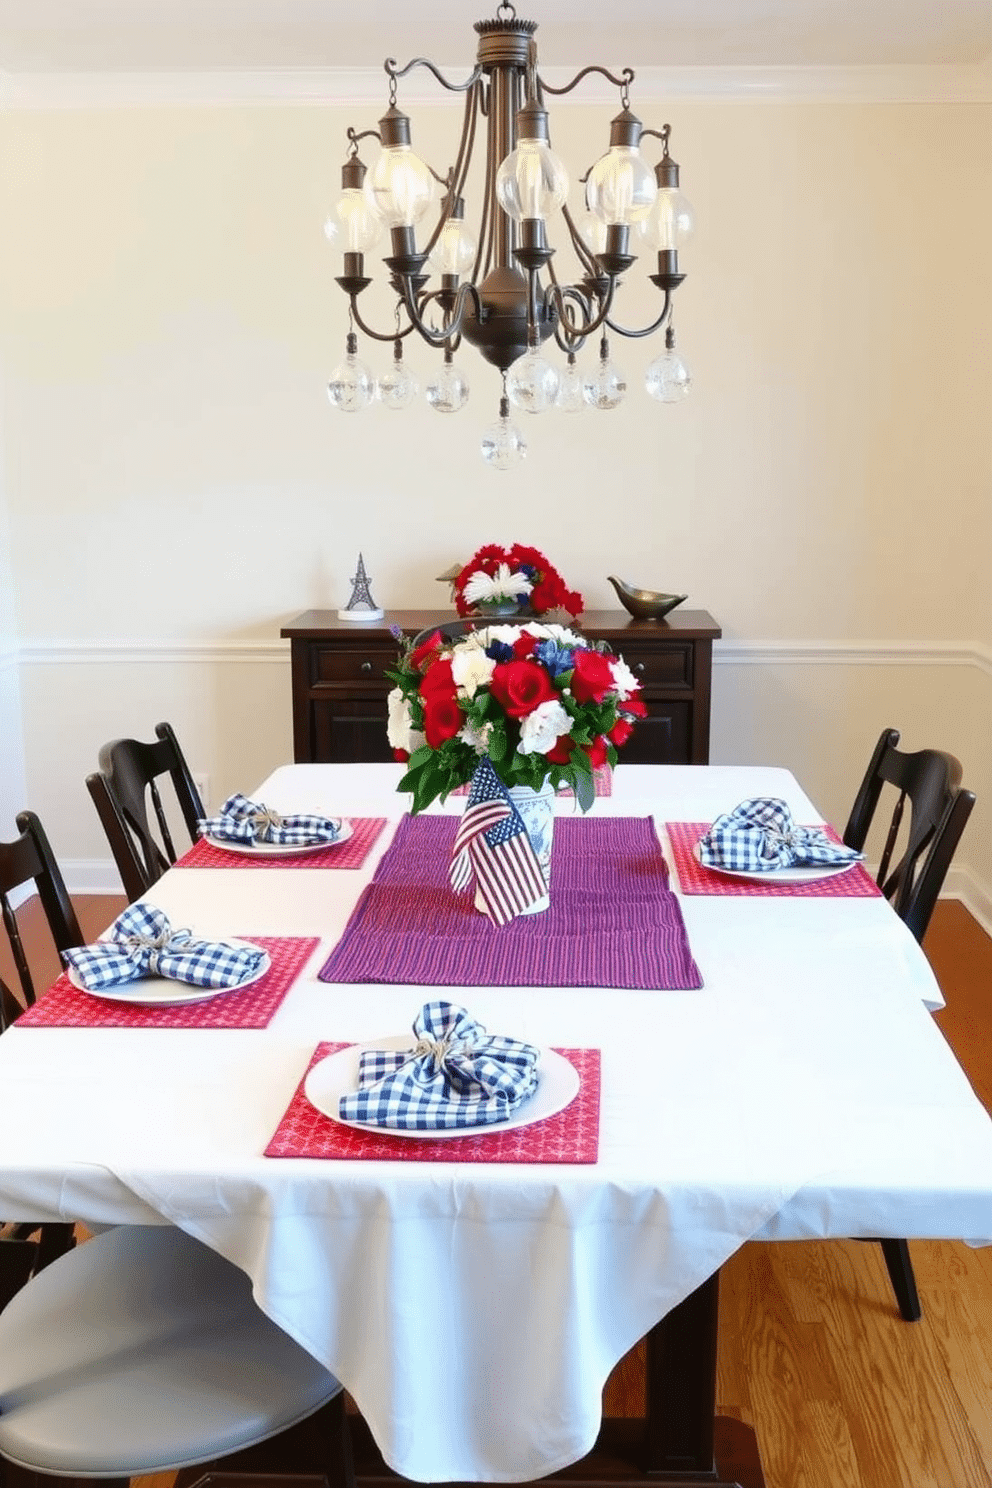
312;645;397;684
620;643;693;689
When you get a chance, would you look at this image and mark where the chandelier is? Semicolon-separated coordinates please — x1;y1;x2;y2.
325;3;694;468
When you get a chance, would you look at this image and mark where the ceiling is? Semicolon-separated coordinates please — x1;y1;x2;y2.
0;0;990;74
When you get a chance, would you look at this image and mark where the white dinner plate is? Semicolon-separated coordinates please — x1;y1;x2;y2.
304;1037;580;1139
692;841;859;884
67;941;271;1005
203;820;352;857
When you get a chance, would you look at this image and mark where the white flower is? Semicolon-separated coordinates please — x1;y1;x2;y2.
451;645;496;698
386;688;422;753
609;656;641;701
518;699;572;756
459;718;493;751
462;563;533;607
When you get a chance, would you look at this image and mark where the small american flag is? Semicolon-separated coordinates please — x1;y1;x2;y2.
450;758;547;925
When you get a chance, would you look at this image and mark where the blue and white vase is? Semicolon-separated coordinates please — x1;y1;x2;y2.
508;778;555;915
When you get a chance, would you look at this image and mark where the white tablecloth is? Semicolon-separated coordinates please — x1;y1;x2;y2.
1;764;990;1482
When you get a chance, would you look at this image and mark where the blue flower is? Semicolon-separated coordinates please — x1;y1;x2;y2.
485;640;515;663
533;639;575;677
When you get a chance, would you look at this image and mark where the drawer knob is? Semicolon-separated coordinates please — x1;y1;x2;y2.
360;661;373;674
635;661;645;673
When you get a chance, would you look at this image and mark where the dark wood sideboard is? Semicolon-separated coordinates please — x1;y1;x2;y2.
280;609;721;766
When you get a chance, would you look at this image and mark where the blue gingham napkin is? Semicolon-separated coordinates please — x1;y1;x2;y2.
338;1001;540;1131
198;793;343;846
62;903;267;992
698;798;864;872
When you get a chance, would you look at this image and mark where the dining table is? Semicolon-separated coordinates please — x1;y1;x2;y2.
1;761;991;1488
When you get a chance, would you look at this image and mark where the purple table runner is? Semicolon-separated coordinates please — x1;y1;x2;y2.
318;815;702;990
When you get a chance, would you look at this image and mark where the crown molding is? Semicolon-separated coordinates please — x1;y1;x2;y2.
2;59;991;110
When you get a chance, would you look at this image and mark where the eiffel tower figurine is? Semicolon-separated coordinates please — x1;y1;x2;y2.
337;552;384;622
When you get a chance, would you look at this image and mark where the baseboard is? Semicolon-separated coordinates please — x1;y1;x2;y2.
945;865;992;939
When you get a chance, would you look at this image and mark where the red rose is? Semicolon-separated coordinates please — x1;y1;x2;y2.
529;578;558;615
393;748;410;762
608;718;634;747
489;660;557;718
546;737;573;764
623;696;648;717
423;692;462;748
570;650;615;704
585;736;610;769
410;630;444;672
562;587;584;618
420;657;455;696
512;634;536;659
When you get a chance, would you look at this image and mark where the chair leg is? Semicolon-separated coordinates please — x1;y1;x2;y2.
879;1238;922;1321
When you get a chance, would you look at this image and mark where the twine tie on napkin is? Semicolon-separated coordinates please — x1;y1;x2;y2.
198;793;343;847
698;798;864;872
337;1001;540;1131
62;903;267;993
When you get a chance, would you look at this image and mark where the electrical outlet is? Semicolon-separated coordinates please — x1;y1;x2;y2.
193;773;210;812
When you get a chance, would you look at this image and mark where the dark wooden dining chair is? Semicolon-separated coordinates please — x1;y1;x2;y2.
1;814;87;1304
843;727;976;1323
86;720;205;901
0;809;84;1015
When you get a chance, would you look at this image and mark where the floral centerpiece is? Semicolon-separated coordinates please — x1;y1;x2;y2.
452;543;583;619
386;622;646;814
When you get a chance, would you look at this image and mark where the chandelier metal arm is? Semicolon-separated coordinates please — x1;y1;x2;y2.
384;55;484;96
544;276;617;344
400;280;486;347
605;293;674;340
549;286;596;353
536;63;634;100
346;297;421;345
559;202;602;281
421;79;483;261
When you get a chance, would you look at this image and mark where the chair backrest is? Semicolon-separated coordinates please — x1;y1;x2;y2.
0;811;84;1010
843;727;976;943
87;721;204;903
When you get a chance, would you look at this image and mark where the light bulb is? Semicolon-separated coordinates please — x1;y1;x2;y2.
328;186;383;254
370;108;434;228
481;399;527;470
425;353;470;413
555;354;585;413
428;199;477;277
494;101;568;223
585;108;656;226
377;339;419;410
639;187;695;252
506;349;559;414
582;340;627;411
327;334;375;414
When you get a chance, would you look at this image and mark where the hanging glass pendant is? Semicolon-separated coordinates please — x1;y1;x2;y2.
506;348;559;414
327;332;375;413
582;337;627;410
555;352;585;413
481;397;527;470
377;338;419;410
645;327;692;402
425;348;470;413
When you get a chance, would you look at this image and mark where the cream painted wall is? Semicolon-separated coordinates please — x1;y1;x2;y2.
0;95;989;904
0;432;28;837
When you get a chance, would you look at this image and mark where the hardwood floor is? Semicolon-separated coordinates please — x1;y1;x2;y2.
2;895;990;1488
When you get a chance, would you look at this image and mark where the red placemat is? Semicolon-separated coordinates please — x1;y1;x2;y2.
265;1044;600;1164
450;766;612;799
175;818;388;871
17;936;321;1029
666;822;882;898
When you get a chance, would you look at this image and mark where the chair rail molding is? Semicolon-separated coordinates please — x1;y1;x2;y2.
17;634;992;676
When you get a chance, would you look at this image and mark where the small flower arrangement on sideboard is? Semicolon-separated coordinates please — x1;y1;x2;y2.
452;544;584;620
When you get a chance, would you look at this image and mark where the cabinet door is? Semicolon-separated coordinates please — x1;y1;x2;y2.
311;695;394;764
617;703;692;765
